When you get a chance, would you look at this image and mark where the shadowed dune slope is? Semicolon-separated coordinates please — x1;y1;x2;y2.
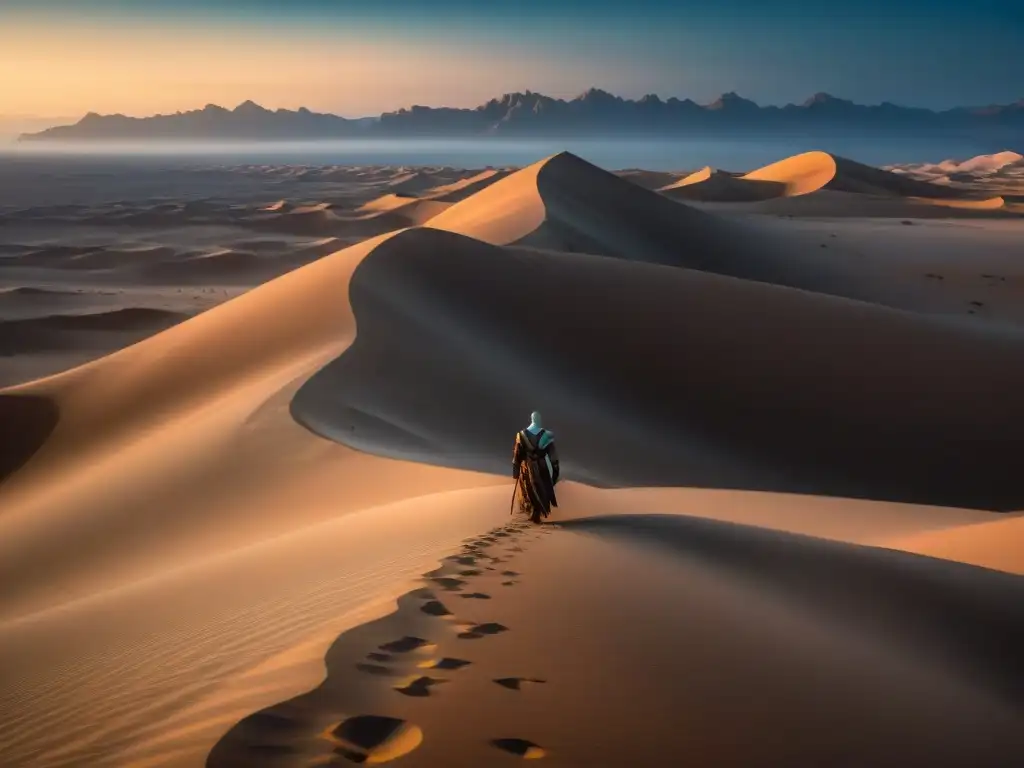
210;513;1023;768
425;151;881;297
0;395;59;488
0;308;188;355
424;152;1019;318
426;151;769;268
293;226;1024;510
827;154;994;198
559;514;1024;709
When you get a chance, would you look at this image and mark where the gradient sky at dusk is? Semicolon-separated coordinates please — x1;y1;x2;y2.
2;0;1021;118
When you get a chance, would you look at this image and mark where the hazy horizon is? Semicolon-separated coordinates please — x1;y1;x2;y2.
2;0;1021;119
0;135;1003;173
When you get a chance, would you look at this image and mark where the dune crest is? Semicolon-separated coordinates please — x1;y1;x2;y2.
741;150;838;195
2;149;1022;768
356;193;453;224
937;151;1024;174
426;151;801;276
294;225;1024;511
660;165;791;201
662;150;1018;210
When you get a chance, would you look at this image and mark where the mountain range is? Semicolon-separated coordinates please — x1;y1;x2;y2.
18;89;1024;144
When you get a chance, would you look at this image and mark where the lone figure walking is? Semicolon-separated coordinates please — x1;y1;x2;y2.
512;411;560;523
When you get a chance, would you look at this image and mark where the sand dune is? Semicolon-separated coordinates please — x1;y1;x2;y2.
908;194;1006;210
658;151;838;202
662;150;1017;209
385;171;457;194
2;150;1023;768
0;230;507;621
0;227;511;766
210;515;1023;767
246;197;452;238
294;226;1024;510
426;151;788;273
740;150;839;195
356;193;453;224
245;206;390;237
428;152;1024;320
420;169;512;202
659;165;789;201
614;167;688;189
890;514;1024;575
827;154;996;199
933;151;1024;175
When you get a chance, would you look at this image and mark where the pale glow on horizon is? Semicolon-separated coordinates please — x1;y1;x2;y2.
0;18;646;119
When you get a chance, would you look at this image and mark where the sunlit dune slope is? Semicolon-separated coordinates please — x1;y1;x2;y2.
741;150;839;195
0;229;505;619
659;166;790;202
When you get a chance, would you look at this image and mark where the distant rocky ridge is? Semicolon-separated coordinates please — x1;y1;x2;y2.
18;89;1024;144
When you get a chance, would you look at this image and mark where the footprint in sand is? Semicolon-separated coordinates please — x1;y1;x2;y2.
378;636;435;654
430;577;467;592
458;592;491;600
490;738;546;759
450;555;477;566
493;677;546;691
366;652;393;662
394;675;448;698
418;657;472;671
458;622;509;639
501;570;520;577
326;715;423;764
420;600;454;617
501;580;518;587
457;569;482;577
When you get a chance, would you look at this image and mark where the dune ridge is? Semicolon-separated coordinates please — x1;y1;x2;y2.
1;148;1023;768
294;225;1024;509
658;149;1019;210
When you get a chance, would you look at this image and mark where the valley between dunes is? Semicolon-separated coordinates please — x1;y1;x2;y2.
1;148;1022;767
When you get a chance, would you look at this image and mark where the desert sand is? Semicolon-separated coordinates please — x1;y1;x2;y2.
1;148;1022;767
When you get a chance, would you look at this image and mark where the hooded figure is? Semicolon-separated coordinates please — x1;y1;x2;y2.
512;411;560;522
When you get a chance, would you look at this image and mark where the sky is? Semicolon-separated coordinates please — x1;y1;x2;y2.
1;0;1022;119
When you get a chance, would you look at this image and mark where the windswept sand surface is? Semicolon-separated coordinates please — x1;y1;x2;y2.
1;149;1022;767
